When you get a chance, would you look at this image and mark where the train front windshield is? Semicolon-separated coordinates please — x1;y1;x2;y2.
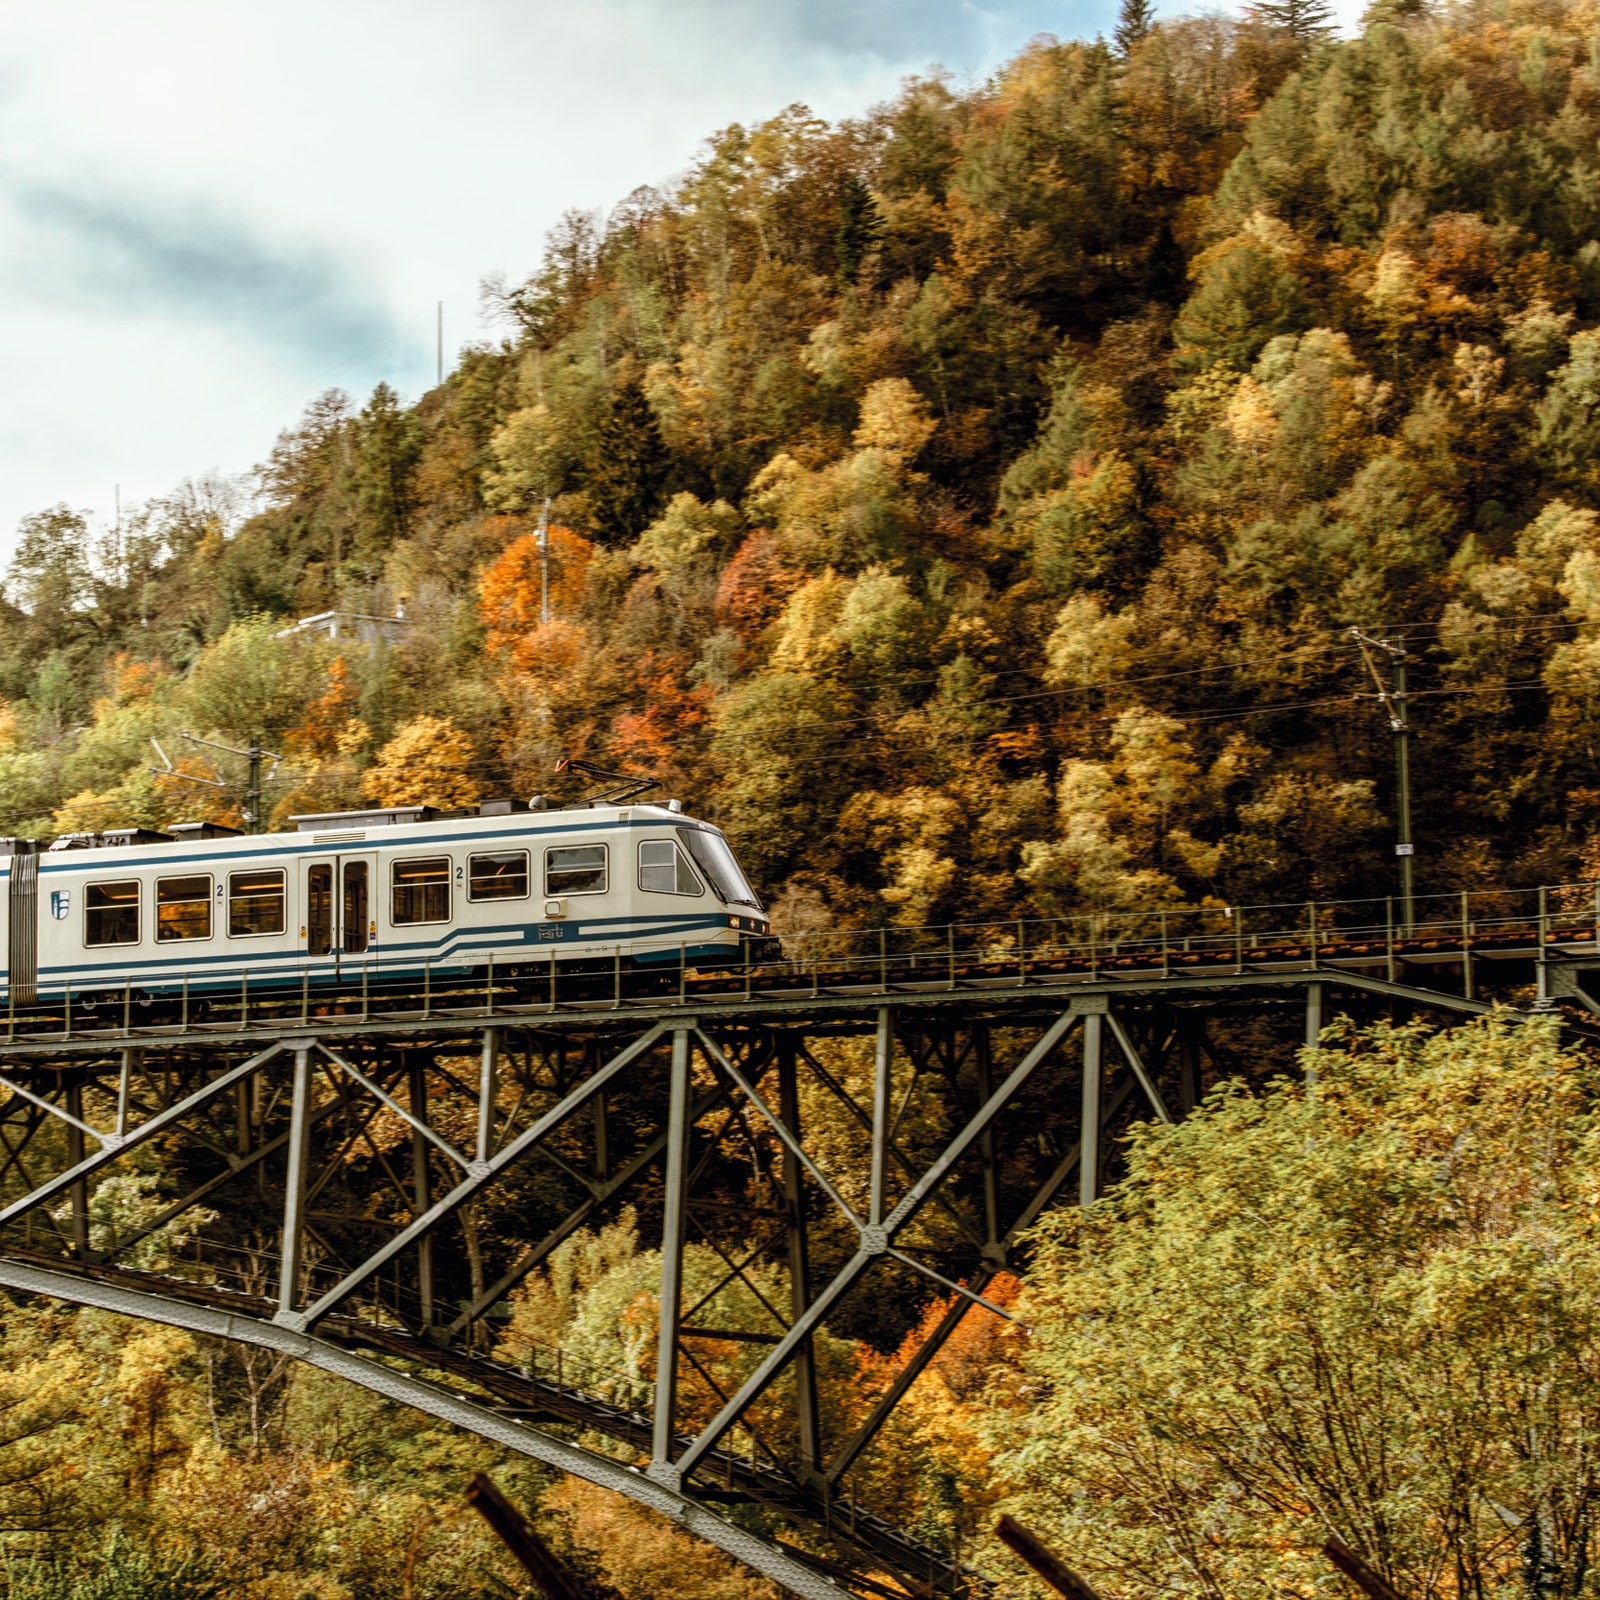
683;827;762;909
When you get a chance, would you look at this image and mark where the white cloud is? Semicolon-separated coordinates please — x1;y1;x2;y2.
0;0;1233;556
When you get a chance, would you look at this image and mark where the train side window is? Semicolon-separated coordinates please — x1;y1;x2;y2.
156;874;212;941
546;844;606;896
393;857;450;924
230;870;286;936
638;839;703;896
469;851;529;901
86;880;140;946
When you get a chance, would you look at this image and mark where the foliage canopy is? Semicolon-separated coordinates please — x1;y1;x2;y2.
4;2;1600;1592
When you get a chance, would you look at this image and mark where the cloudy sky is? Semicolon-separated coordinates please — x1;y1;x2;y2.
0;0;1277;559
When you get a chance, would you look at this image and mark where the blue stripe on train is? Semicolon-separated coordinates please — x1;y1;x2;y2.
12;914;741;997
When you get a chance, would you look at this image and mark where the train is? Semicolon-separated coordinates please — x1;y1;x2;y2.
0;797;775;1007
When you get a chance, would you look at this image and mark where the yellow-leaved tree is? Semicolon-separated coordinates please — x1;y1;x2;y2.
988;1013;1600;1599
361;716;481;808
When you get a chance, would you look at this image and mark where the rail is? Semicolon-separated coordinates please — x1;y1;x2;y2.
113;1232;657;1407
8;1238;956;1592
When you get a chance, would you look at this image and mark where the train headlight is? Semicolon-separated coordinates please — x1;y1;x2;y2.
543;899;567;919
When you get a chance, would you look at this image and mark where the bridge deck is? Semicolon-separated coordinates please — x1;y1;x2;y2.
0;911;1582;1057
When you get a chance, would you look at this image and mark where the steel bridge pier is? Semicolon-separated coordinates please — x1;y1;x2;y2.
0;948;1587;1600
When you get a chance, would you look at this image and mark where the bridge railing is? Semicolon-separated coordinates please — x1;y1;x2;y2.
770;880;1600;978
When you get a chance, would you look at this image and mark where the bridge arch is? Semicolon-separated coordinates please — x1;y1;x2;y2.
0;1258;851;1600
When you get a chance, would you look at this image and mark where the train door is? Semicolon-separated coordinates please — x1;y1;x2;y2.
5;843;37;1006
303;852;377;979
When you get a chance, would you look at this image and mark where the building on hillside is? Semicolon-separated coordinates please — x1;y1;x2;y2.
275;608;410;645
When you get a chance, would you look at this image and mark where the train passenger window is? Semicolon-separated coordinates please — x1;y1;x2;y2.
392;857;450;924
546;844;606;896
86;880;140;946
469;851;529;901
638;839;703;896
156;875;211;941
230;870;285;936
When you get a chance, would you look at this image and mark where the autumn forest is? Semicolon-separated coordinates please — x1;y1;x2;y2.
3;0;1600;1593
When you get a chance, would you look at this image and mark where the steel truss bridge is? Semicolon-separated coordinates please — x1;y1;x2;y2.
0;883;1596;1600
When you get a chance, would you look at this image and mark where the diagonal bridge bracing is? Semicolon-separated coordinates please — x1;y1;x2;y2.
0;887;1595;1599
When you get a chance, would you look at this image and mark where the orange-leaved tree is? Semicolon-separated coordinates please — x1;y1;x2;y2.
846;1274;1019;1548
609;651;716;792
286;656;367;761
479;525;594;671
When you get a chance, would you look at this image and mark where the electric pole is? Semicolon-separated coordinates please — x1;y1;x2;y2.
150;733;284;836
1392;648;1413;922
537;495;551;626
437;301;443;388
1351;629;1415;931
246;743;263;834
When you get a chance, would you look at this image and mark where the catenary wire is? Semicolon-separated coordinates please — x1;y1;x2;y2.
152;611;1588;799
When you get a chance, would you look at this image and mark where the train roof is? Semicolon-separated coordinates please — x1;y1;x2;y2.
0;799;714;863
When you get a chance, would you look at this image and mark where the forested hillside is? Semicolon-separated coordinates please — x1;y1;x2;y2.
14;0;1600;927
5;0;1600;1593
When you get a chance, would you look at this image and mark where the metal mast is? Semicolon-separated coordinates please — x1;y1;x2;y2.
149;732;285;834
537;496;552;627
1350;628;1415;931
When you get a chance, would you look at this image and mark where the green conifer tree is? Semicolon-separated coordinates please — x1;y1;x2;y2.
352;382;423;561
1249;0;1334;40
1114;0;1156;56
587;380;669;543
834;174;883;287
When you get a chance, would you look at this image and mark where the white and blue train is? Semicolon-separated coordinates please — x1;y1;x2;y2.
0;799;773;1005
